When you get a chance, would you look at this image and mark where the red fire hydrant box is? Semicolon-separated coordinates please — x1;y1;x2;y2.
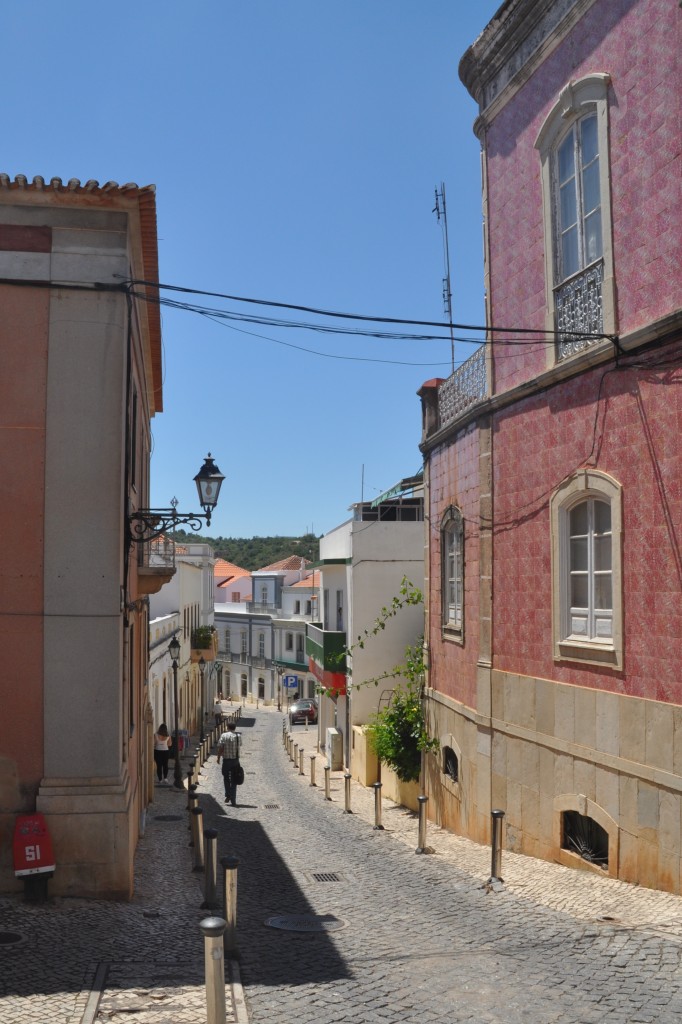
13;814;55;877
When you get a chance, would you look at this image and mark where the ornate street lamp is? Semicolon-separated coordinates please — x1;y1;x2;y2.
128;453;225;544
168;634;184;791
199;656;206;742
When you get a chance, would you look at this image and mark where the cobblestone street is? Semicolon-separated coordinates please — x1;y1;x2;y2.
2;704;682;1023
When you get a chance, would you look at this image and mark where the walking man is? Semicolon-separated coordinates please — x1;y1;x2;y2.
217;721;241;806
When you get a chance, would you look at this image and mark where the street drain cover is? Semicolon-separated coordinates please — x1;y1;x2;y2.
265;914;346;933
0;933;24;947
153;815;184;822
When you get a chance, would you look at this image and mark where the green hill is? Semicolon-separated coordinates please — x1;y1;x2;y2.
170;531;320;571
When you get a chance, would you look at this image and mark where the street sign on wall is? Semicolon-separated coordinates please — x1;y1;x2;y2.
283;675;298;689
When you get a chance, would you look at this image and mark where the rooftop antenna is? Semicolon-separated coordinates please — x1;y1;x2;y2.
433;183;455;373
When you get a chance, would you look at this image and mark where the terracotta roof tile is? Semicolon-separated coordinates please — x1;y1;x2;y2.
291;572;320;588
259;555;310;572
214;559;250;579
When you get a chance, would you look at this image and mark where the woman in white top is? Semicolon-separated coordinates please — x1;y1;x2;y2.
153;724;172;784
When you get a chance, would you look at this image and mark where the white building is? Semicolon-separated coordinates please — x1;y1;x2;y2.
215;556;318;706
308;477;425;773
149;541;217;738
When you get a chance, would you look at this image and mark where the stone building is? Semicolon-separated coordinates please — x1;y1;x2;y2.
420;0;682;891
0;175;165;897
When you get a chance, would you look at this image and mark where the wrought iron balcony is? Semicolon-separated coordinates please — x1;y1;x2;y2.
555;259;604;360
438;345;487;429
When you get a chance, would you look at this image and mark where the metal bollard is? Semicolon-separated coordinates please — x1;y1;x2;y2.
200;916;227;1024
293;742;299;767
489;809;505;883
190;756;197;785
187;764;194;793
191;806;205;872
310;755;316;787
372;782;384;830
187;774;196;809
344;772;352;813
188;784;199;839
299;748;305;776
202;828;219;909
220;855;239;954
415;795;434;854
324;765;331;801
305;716;308;732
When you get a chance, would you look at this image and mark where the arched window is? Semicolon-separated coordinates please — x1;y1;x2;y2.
441;506;464;640
550;470;622;668
535;74;615;362
443;746;459;783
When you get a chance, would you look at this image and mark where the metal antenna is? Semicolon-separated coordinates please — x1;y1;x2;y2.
433;183;455;373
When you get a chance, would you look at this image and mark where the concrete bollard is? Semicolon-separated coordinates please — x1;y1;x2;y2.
187;764;194;793
202;828;219;909
299;748;305;775
220;856;239;955
344;772;352;814
489;809;505;883
415;795;434;854
293;742;299;767
200;916;227;1024
372;782;384;830
190;757;197;786
186;773;195;808
310;755;317;787
191;807;205;872
324;765;331;801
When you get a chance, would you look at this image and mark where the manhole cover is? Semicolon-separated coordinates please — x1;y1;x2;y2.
0;933;24;947
265;914;346;933
152;815;184;822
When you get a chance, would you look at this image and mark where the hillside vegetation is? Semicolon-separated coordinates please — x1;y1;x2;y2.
171;531;320;571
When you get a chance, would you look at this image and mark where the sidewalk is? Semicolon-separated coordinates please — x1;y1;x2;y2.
0;711;247;1024
284;709;682;936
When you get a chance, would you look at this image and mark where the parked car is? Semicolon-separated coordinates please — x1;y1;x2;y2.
289;698;318;725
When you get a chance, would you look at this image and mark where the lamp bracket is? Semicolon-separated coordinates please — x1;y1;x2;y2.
128;508;211;545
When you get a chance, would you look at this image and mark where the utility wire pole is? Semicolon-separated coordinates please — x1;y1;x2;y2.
433;183;456;374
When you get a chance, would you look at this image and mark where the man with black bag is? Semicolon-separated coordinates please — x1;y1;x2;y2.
217;721;242;806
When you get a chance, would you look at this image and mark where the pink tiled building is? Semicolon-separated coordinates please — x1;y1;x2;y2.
420;0;682;891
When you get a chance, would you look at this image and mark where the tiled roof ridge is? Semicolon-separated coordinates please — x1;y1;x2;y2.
259;555;310;571
0;173;156;195
214;558;250;577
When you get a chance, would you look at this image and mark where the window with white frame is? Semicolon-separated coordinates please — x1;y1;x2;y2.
224;630;231;655
285;632;293;651
240;630;247;655
258;632;265;658
550;470;622;668
535;74;615;362
441;506;464;639
294;600;301;614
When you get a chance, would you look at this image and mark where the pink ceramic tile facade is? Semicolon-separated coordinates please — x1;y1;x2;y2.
493;352;682;701
429;0;681;705
486;0;681;395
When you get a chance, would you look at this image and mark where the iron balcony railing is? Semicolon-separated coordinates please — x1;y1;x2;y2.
438;345;487;429
555;258;604;360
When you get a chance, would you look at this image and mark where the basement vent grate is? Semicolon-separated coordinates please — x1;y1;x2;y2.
264;804;280;809
311;872;341;883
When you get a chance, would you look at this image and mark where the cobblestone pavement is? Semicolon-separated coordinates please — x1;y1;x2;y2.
0;717;244;1024
201;705;682;1024
2;702;682;1023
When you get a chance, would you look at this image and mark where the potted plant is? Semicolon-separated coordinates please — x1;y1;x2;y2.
190;625;217;662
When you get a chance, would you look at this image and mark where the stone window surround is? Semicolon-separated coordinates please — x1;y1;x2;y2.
535;73;617;367
440;732;463;799
441;505;465;644
550;468;623;670
553;792;619;878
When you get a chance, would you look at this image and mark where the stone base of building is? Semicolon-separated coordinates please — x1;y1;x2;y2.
29;771;137;899
424;677;682;894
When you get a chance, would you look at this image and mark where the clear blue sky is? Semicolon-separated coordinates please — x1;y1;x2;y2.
3;1;500;539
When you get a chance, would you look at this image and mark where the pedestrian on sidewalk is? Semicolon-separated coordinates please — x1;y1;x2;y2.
214;696;223;729
153;724;172;784
217;721;241;805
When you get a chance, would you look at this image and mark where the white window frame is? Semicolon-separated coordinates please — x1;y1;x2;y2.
550;469;622;669
258;632;265;658
441;505;464;641
224;630;231;655
535;74;616;364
